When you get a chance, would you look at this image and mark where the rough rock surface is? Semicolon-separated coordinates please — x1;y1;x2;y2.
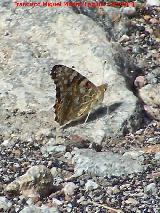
139;82;160;120
19;206;59;213
0;196;12;212
72;149;144;177
0;0;142;145
5;165;54;199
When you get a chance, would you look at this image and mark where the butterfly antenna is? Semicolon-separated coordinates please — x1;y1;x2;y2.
103;60;110;116
102;60;106;84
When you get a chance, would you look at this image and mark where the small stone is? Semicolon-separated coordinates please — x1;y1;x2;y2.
63;182;77;200
64;152;72;160
0;197;12;212
149;18;159;24
132;46;142;54
85;180;99;191
155;152;160;160
41;144;66;155
52;198;63;206
26;198;34;206
145;183;157;195
134;76;146;88
119;35;130;42
1;140;15;147
125;197;138;205
143;15;151;21
50;167;58;177
47;161;53;167
19;205;59;213
77;196;85;203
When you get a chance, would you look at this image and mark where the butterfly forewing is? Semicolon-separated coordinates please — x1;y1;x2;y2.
51;65;106;126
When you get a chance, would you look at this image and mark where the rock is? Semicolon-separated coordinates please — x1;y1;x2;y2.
52;198;63;206
64;152;72;160
155;152;160;161
5;165;54;200
1;139;15;147
121;7;136;16
144;105;160;121
72;149;144;177
125;197;138;205
146;0;160;6
0;196;12;212
19;205;59;213
139;83;160;120
149;18;159;24
107;186;120;195
41;144;66;155
0;2;142;144
63;182;77;201
50;167;58;177
35;128;54;141
85;180;99;191
134;76;146;89
139;84;160;107
119;35;130;42
146;68;160;84
144;183;157;195
123;150;144;162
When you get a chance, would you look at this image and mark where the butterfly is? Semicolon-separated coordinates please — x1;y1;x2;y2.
50;65;107;126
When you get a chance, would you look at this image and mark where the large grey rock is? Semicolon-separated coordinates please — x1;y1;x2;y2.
0;1;142;144
72;149;144;177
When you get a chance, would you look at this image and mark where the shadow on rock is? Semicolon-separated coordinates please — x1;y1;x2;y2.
63;102;122;129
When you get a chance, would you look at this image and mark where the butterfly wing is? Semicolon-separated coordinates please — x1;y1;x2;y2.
51;65;105;126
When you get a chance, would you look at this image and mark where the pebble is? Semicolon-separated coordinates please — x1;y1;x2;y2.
119;35;130;42
41;145;66;155
1;140;15;148
50;167;58;177
144;183;157;195
0;196;12;212
134;76;146;88
19;206;59;213
125;197;139;205
63;182;77;200
52;198;63;206
155;152;160;160
85;180;99;191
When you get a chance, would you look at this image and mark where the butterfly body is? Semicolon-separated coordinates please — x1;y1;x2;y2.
51;65;107;126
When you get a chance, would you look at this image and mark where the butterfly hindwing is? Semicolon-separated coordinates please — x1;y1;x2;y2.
51;65;107;126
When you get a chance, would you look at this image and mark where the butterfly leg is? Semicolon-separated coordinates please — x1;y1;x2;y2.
107;105;109;115
55;126;64;144
84;111;91;123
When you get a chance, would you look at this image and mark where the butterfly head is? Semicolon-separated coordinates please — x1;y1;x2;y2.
93;83;108;106
98;83;108;93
